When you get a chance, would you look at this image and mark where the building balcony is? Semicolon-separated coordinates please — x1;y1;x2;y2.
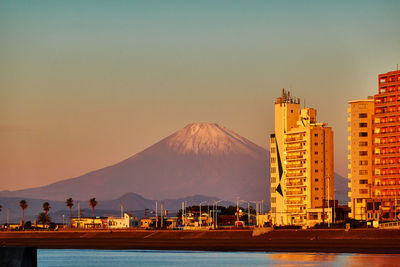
285;138;305;144
375;121;400;127
286;175;306;180
286;173;305;178
286;147;306;152
374;131;400;137
286;183;306;187
286;203;306;206
286;192;306;196
375;110;400;117
286;165;306;170
286;156;305;161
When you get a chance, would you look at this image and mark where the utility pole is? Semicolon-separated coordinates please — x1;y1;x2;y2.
120;204;123;219
236;197;239;224
248;202;250;226
333;189;336;225
156;201;158;229
78;202;81;219
161;203;164;229
181;202;184;227
208;203;210;227
199;202;202;227
328;175;330;228
7;208;9;226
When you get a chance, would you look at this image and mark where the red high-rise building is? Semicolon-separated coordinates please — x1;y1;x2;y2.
370;69;400;221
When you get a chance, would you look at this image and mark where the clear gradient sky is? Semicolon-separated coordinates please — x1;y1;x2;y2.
1;0;400;190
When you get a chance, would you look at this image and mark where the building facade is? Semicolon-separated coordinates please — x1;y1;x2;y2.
370;69;400;221
270;89;334;226
347;98;374;220
348;69;400;222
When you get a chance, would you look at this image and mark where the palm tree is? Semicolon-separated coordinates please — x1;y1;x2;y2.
19;200;28;226
37;212;52;229
65;198;74;228
89;198;98;225
42;202;51;227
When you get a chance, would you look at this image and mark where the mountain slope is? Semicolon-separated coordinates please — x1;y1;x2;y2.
0;123;270;202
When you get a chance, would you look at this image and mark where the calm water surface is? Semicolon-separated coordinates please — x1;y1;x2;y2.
38;249;400;267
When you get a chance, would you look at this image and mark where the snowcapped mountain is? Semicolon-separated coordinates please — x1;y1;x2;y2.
0;123;270;203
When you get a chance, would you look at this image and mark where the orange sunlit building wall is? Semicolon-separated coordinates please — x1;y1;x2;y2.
368;69;400;221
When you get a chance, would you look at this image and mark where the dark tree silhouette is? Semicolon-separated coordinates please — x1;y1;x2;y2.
42;202;51;227
65;198;74;228
19;200;28;226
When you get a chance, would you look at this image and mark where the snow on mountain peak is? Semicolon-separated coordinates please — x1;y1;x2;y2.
165;122;260;156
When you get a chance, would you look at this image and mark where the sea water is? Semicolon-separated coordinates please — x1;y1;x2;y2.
38;249;400;267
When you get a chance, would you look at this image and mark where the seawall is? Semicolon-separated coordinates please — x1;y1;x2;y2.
1;229;400;254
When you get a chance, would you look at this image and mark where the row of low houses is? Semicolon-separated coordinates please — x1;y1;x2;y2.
269;68;400;227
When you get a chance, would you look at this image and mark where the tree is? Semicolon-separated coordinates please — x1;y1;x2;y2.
37;212;52;229
42;202;51;227
19;200;28;226
89;198;98;224
65;198;74;228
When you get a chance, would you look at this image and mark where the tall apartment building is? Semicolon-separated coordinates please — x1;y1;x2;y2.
270;89;334;226
370;69;400;221
348;69;400;222
347;98;374;220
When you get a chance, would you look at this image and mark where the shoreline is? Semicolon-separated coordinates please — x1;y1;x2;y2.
1;229;400;254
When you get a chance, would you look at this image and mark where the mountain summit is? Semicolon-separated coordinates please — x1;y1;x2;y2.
0;123;270;202
165;123;263;157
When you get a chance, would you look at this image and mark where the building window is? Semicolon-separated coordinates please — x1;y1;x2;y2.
271;207;276;213
359;113;367;118
315;178;319;182
314;134;318;137
291;110;293;113
360;189;368;194
315;197;319;200
359;170;368;175
359;132;368;137
359;141;368;147
360;160;368;165
271;187;276;193
315;169;319;173
359;104;367;109
271;177;276;183
271;157;276;163
315;188;319;191
271;147;276;153
359;179;368;184
271;197;276;203
359;123;368;127
314;142;318;146
271;167;276;173
357;199;363;203
314;160;318;163
314;151;318;155
359;151;368;156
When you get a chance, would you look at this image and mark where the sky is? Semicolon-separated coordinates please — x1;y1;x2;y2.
1;0;400;191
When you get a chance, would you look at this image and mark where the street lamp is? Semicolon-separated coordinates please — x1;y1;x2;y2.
199;201;208;228
213;200;223;229
249;201;261;227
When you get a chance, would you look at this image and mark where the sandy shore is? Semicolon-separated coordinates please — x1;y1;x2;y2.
1;229;400;254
